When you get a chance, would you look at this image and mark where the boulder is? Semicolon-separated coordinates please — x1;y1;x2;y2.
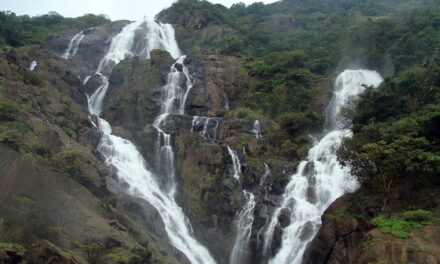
174;62;183;72
183;56;192;65
278;208;291;228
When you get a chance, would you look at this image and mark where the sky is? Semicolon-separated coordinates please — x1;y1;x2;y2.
0;0;279;21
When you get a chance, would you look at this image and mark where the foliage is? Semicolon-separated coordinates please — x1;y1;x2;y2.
226;107;264;121
0;242;14;249
22;70;44;86
52;148;84;177
102;248;136;263
372;210;433;239
0;99;19;121
277;112;321;136
0;121;38;153
0;11;109;50
338;53;440;206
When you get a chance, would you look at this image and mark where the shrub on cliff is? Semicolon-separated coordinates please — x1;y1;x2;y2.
0;99;19;121
226;107;264;121
338;55;440;208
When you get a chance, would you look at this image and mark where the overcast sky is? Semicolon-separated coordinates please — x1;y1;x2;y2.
0;0;278;21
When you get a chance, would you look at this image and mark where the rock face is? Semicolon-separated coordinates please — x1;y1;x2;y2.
102;50;174;129
303;193;440;264
0;43;182;263
87;33;303;262
303;194;367;264
157;8;236;53
47;20;130;78
185;55;251;116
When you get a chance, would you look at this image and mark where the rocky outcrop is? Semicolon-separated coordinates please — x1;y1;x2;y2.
0;47;181;263
47;20;130;77
303;194;368;264
303;193;440;264
102;50;174;129
185;55;251;116
157;5;236;53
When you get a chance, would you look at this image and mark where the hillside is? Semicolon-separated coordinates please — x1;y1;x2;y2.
0;0;439;263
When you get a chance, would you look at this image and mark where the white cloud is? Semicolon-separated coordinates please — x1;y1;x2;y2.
0;0;279;20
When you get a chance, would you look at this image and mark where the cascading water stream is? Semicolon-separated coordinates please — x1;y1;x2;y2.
152;55;195;195
252;120;262;140
230;191;256;264
84;20;215;264
262;70;383;264
227;146;242;181
29;61;37;71
61;30;84;59
191;116;220;143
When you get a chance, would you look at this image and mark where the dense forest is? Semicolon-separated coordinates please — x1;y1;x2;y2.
0;0;440;263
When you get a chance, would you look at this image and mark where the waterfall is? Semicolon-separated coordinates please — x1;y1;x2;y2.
262;70;383;264
87;20;215;264
252;120;262;140
259;163;271;186
29;61;37;71
191;116;220;143
61;31;84;59
227;146;242;181
152;55;195;195
230;191;256;264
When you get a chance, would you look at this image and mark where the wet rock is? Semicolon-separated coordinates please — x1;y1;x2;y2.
84;73;104;95
48;20;129;77
102;53;173;129
183;56;192;65
278;208;291;228
174;62;183;72
303;194;365;264
271;224;284;255
111;126;135;141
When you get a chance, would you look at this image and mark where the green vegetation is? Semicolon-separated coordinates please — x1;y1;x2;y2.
0;99;19;121
0;242;14;249
160;0;440;145
101;248;137;263
226;107;264;121
0;121;39;153
51;148;84;177
338;54;440;207
372;210;433;239
0;11;109;51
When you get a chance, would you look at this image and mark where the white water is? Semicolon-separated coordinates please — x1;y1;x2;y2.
152;55;195;195
86;20;215;264
260;163;271;186
252;120;262;140
263;70;383;264
62;31;84;59
29;61;37;71
230;191;256;264
97;20;181;75
191;116;220;143
227;146;242;181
